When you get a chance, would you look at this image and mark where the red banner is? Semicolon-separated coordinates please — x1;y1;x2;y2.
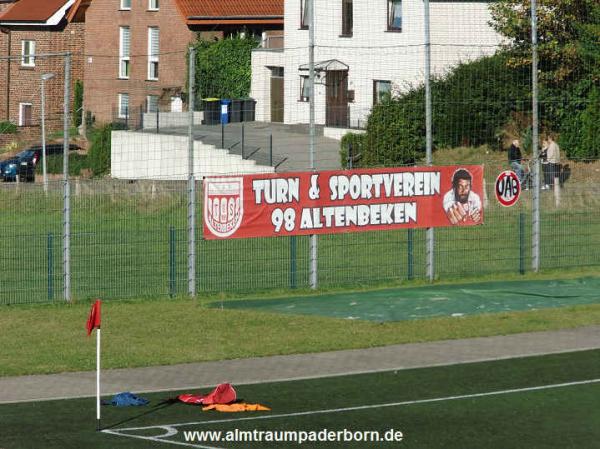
203;165;484;240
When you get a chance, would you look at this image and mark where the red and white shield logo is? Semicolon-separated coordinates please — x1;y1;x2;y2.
204;177;244;238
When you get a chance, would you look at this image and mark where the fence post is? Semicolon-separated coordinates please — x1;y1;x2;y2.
424;0;435;283
241;123;245;159
47;233;54;300
269;132;273;166
407;229;414;280
63;52;72;302
308;0;318;290
187;46;197;297
169;226;176;297
519;212;526;275
290;236;297;289
156;108;159;134
531;0;541;272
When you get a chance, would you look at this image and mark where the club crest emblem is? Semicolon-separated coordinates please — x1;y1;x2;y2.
204;177;244;238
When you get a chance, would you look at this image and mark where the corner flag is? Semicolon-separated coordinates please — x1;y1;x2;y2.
86;299;103;430
86;299;101;336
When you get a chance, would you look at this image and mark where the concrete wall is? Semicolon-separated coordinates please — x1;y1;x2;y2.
251;0;503;126
111;131;274;180
141;111;203;130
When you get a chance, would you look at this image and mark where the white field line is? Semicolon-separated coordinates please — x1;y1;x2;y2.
102;377;600;449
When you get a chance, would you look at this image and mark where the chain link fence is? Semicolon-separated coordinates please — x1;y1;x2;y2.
1;1;598;304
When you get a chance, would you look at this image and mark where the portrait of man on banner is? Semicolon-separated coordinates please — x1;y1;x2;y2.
442;168;482;225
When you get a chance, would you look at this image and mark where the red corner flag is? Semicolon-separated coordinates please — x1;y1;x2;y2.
86;299;102;336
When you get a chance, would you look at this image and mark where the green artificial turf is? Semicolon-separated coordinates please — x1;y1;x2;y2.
214;277;600;321
1;350;598;449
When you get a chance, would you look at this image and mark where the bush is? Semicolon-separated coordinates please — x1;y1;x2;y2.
560;87;600;160
193;35;259;100
73;80;83;128
353;53;531;167
0;121;17;134
340;132;367;167
37;153;89;176
87;124;112;176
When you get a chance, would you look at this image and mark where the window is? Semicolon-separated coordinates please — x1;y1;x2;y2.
147;27;159;80
373;80;392;104
300;0;309;29
300;76;311;102
19;103;33;126
147;95;159;113
341;0;353;36
119;27;130;78
118;93;129;118
21;40;36;67
148;0;159;10
120;0;131;10
388;0;402;31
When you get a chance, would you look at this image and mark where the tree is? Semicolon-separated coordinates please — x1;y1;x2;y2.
489;0;598;85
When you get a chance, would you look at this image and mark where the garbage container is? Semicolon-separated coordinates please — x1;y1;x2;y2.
220;99;231;125
242;98;256;122
230;99;244;123
202;98;220;125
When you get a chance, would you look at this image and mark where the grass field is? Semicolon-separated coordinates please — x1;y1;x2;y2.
1;350;598;449
1;281;599;377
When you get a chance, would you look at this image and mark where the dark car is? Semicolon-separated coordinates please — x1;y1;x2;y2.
0;149;41;182
0;144;81;182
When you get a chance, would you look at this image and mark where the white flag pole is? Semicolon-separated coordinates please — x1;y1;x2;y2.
96;327;101;431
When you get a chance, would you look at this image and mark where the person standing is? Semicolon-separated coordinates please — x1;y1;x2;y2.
542;135;560;190
508;139;527;189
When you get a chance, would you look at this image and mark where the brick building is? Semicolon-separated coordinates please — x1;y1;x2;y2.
83;0;283;125
0;0;88;144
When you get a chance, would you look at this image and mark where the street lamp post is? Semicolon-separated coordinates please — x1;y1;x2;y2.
41;72;55;193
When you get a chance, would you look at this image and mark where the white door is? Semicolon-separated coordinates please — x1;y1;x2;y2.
171;97;183;112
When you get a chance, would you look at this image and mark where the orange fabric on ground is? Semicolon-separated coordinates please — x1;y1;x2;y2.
202;403;271;412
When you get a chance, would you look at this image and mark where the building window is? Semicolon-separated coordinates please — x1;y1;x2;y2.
118;94;129;118
148;0;159;10
120;0;131;10
373;80;392;104
300;76;311;102
21;40;36;67
119;26;130;78
388;0;402;31
300;0;309;29
147;27;159;80
341;0;353;36
147;95;159;113
19;103;33;126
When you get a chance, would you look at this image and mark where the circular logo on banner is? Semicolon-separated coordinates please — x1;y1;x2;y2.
495;170;521;207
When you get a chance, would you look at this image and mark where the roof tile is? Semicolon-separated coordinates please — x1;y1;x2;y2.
0;0;70;22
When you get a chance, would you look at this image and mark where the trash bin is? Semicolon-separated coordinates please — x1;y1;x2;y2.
202;98;220;125
242;98;256;122
220;99;231;125
230;99;244;123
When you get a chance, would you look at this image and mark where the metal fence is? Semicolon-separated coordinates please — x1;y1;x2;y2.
1;1;598;304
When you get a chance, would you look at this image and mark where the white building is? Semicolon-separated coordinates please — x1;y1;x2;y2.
251;0;503;129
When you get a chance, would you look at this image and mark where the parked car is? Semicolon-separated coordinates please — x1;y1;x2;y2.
0;143;81;182
0;149;40;182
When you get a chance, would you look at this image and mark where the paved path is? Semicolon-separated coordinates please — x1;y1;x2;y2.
1;326;598;404
159;122;343;172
